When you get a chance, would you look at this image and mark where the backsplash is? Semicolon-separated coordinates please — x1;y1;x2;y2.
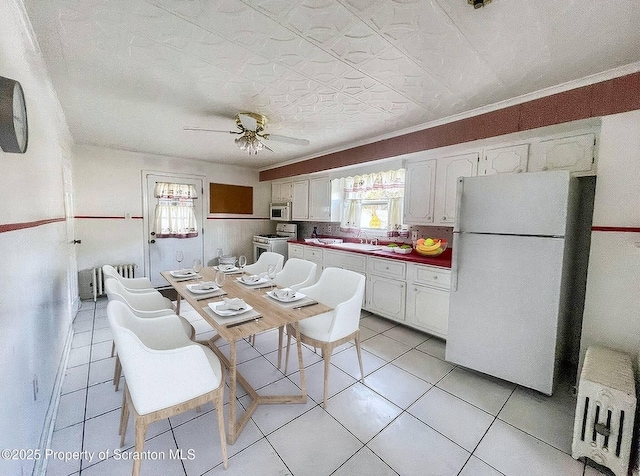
294;221;453;245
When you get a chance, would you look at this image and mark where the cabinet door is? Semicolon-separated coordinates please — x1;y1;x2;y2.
537;133;595;173
288;244;304;260
406;284;449;338
366;274;405;321
309;177;331;221
292;180;309;220
434;152;478;225
480;144;529;175
403;159;437;224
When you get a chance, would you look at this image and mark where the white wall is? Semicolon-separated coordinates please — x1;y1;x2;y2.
0;1;76;474
71;145;274;274
580;110;640;368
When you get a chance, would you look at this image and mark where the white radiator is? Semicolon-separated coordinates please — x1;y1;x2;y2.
572;346;636;476
91;264;136;301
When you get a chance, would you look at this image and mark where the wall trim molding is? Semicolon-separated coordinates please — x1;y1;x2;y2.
260;71;640;181
592;226;640;233
0;217;65;234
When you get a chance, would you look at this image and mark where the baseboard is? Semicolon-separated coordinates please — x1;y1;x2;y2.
32;321;74;476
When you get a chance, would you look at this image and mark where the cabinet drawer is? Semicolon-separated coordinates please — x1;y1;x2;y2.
288;244;304;260
367;257;405;279
408;264;451;290
324;250;366;272
303;246;323;262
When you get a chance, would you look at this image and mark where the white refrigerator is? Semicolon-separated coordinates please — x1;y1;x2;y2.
445;170;580;395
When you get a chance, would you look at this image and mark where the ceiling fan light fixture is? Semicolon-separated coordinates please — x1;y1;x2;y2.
235;131;264;155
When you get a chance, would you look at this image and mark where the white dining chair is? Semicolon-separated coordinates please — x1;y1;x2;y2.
271;258;318;367
104;277;195;391
107;300;228;476
284;268;365;408
102;264;154;291
242;251;284;275
284;267;366;408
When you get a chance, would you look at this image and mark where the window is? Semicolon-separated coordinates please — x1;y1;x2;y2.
153;182;199;238
338;169;405;234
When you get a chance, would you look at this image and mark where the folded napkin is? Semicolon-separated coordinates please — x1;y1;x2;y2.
175;268;195;275
220;297;246;311
241;274;260;284
274;288;295;299
219;264;236;271
192;281;218;291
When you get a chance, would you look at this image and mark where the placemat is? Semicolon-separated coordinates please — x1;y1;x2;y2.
202;305;262;327
190;288;227;301
263;293;318;309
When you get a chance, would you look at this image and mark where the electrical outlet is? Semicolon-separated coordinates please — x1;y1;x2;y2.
411;231;418;240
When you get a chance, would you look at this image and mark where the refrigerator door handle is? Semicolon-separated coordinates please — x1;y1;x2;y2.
453;177;464;233
451;232;459;292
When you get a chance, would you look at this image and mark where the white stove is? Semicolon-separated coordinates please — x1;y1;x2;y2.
253;223;297;262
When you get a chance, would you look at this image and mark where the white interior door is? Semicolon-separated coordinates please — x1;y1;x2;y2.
144;173;205;287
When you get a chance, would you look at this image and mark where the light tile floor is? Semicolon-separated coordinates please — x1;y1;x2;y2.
45;298;613;476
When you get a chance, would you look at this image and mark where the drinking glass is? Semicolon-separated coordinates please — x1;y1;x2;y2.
267;264;277;287
175;251;184;268
238;255;247;271
192;258;202;273
215;270;226;287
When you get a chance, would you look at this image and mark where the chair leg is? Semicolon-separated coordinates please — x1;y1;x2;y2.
277;326;284;369
120;385;130;446
284;329;292;375
111;341;115;357
113;355;122;391
133;415;149;476
354;332;365;383
322;346;332;409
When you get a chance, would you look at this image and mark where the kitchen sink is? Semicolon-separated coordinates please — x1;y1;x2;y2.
328;242;384;251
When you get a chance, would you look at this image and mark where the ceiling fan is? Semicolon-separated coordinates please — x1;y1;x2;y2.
184;112;310;155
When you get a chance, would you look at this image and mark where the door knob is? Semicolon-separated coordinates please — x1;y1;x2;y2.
150;231;156;236
73;239;81;244
149;239;156;244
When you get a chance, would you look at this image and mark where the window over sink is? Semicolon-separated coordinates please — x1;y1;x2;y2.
336;169;405;235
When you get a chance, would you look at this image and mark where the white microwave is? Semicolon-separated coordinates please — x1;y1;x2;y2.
270;202;291;221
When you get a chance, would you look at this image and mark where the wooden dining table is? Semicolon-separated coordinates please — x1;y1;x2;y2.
161;267;332;444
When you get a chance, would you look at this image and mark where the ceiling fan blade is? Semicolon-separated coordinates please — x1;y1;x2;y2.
183;126;241;134
238;113;258;131
263;134;310;146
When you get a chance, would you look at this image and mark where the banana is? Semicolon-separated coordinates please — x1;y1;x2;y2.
417;240;441;252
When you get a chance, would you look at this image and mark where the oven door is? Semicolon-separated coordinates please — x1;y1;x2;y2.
253;241;271;263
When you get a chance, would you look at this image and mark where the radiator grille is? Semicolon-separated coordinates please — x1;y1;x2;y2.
91;264;136;301
572;346;636;476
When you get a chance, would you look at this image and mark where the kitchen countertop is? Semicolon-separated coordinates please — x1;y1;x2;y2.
289;239;452;269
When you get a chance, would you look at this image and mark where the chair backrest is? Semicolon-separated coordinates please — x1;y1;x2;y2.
102;264;153;290
104;277;170;313
273;258;317;291
107;300;220;415
243;251;284;275
299;267;365;341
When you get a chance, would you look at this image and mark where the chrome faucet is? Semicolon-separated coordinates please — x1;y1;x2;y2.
358;230;368;244
371;237;378;246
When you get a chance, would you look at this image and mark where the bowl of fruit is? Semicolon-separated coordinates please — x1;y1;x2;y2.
414;238;448;257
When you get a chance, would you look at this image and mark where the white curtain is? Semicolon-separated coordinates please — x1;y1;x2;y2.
153;182;198;238
339;170;405;231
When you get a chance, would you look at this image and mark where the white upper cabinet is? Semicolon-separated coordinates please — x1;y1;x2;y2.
271;181;293;202
292;180;309;220
308;177;331;221
530;132;596;174
479;144;529;175
403;159;437;224
434;152;479;225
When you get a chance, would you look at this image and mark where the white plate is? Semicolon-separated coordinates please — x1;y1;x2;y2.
266;290;306;302
187;282;219;294
237;276;269;286
215;265;239;273
208;301;253;317
170;269;197;278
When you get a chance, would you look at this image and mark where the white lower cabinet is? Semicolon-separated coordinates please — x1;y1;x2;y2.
288;243;304;260
366;274;406;321
295;244;450;337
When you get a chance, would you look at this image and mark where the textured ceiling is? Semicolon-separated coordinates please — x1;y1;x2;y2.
24;0;640;169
